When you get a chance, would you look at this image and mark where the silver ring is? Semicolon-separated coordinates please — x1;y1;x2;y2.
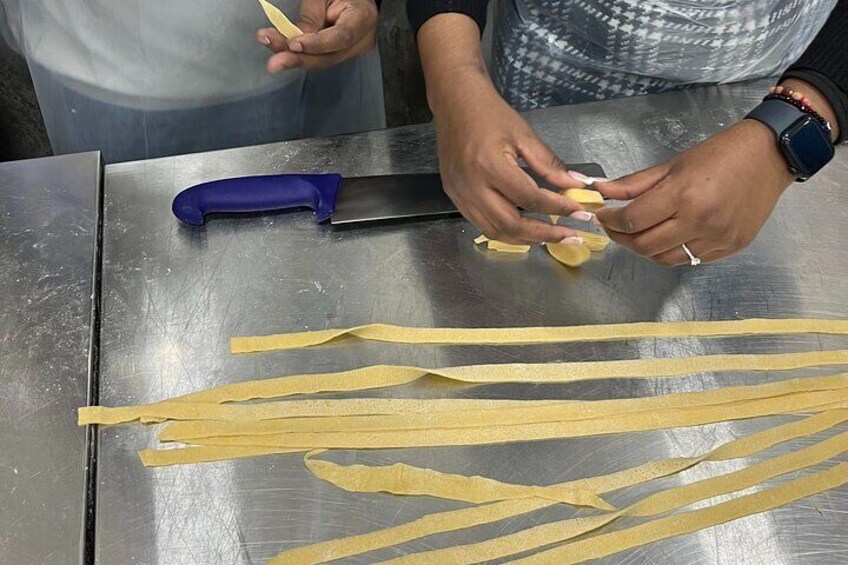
681;243;701;266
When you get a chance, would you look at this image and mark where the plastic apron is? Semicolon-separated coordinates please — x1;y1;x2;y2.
492;0;838;111
0;1;385;163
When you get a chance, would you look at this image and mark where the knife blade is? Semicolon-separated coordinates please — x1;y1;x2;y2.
172;163;606;226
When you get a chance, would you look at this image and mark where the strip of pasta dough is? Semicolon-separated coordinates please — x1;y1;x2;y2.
139;445;303;467
304;421;848;514
387;428;848;565
305;451;615;510
512;460;848;565
230;318;848;353
185;388;848;449
158;374;848;441
80;349;848;425
267;409;848;564
155;349;848;405
258;0;302;39
79;398;561;426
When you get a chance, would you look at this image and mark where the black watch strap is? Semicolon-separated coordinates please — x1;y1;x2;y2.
745;99;805;137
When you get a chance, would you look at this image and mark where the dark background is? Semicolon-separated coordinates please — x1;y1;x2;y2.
0;0;431;163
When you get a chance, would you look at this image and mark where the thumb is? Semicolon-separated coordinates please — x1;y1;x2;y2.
516;134;585;190
297;0;327;34
594;164;669;201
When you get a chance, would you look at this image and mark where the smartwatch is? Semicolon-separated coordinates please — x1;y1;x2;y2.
745;98;834;182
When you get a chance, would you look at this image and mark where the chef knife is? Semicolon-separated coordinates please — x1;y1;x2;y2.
172;163;606;226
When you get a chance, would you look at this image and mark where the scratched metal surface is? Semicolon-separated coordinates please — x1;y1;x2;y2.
0;153;99;564
96;81;848;564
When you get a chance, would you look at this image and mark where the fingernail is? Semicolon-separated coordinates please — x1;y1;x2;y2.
558;236;584;245
289;41;303;53
262;35;271;46
569;171;609;186
569;171;592;184
569;211;595;222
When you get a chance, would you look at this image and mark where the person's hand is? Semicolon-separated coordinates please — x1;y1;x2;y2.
595;120;796;266
416;13;587;244
433;70;588;244
257;0;378;72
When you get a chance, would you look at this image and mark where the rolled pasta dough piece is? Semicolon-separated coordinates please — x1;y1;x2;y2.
258;0;302;39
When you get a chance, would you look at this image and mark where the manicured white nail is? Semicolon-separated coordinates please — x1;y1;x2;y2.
559;236;584;245
571;171;609;186
569;211;595;222
262;35;271;46
569;171;592;184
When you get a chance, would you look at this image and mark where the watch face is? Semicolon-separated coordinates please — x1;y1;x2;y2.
782;117;835;178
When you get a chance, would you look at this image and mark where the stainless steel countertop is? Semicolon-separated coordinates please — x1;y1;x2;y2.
96;81;848;564
0;152;100;564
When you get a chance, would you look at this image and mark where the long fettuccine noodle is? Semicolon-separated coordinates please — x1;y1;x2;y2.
231;318;848;353
306;414;848;513
303;451;617;510
139;445;304;467
158;373;848;441
513;460;848;565
80;398;561;426
79;348;848;426
186;388;848;449
386;429;848;565
78;318;848;564
268;409;848;564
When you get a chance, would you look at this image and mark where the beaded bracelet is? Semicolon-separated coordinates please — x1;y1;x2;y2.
763;92;832;132
769;85;814;110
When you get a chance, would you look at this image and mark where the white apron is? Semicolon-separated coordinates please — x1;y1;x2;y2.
0;1;385;162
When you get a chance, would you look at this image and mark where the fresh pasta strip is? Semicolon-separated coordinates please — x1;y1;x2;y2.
158;374;848;441
79;398;558;426
513;460;848;565
487;240;532;253
298;420;848;514
139;446;303;467
171;349;848;405
171;366;425;404
258;0;302;39
267;410;848;564
80;349;848;424
388;427;848;565
230;318;848;353
473;234;531;253
303;452;616;510
185;388;848;449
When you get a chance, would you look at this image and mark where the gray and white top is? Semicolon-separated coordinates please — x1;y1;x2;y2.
492;0;837;110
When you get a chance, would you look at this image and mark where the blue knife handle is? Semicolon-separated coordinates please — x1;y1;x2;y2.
172;173;344;225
